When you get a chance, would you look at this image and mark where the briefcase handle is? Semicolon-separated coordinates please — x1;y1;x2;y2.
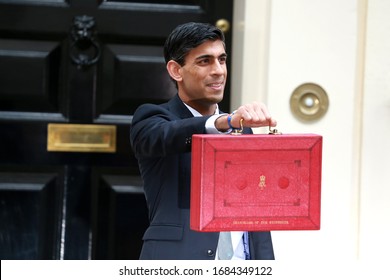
231;119;282;135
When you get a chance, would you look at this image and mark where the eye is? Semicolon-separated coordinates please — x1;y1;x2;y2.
219;56;227;64
197;58;210;65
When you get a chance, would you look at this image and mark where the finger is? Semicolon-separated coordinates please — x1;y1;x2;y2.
269;118;277;127
256;103;272;120
248;105;268;125
236;106;252;122
246;102;267;123
244;105;258;121
230;108;247;128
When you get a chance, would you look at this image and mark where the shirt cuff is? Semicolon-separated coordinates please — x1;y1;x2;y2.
206;114;232;134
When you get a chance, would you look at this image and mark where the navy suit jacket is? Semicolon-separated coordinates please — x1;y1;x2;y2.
130;94;275;260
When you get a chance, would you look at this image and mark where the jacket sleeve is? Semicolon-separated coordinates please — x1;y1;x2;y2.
130;103;209;158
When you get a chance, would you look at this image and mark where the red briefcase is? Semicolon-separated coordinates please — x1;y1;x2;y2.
190;132;322;232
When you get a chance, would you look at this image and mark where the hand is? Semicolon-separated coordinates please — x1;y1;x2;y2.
215;101;277;131
231;102;277;128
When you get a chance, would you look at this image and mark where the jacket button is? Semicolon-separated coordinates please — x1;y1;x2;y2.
207;249;214;257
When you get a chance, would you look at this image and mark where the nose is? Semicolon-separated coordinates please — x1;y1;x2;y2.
211;59;225;75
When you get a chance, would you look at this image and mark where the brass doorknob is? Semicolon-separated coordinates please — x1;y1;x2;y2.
290;83;329;122
215;19;230;33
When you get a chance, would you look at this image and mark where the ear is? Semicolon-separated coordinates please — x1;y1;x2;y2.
166;60;183;82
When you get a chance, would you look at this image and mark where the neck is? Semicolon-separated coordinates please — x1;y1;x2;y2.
188;102;217;116
178;94;217;116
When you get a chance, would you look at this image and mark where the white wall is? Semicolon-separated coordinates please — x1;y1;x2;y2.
232;0;390;262
359;0;390;260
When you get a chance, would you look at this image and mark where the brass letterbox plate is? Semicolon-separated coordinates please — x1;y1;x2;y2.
47;123;116;153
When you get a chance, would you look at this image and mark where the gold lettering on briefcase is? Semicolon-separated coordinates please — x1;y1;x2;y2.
258;175;266;190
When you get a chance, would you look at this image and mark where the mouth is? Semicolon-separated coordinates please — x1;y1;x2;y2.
207;82;224;90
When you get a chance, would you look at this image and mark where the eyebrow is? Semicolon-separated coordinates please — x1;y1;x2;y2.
195;53;227;61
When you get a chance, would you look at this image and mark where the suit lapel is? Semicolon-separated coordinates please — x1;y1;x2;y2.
167;94;194;119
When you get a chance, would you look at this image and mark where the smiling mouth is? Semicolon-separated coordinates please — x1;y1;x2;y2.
207;82;224;89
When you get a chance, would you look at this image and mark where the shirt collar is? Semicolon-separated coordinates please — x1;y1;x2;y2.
183;103;220;117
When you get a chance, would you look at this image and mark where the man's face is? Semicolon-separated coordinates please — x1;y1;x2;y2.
177;39;227;114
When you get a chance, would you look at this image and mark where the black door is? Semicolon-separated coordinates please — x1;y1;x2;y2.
0;0;233;259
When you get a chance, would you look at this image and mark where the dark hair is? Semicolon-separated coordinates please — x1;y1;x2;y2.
164;22;225;66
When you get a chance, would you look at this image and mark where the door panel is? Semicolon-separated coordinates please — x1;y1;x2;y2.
0;39;62;113
97;44;176;116
91;172;148;260
0;0;233;259
0;170;63;259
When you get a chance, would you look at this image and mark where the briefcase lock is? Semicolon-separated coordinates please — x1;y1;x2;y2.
269;126;282;135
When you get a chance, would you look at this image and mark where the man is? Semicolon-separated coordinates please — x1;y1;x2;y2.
130;22;276;260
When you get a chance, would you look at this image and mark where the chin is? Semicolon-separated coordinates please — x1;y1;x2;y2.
214;92;224;103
